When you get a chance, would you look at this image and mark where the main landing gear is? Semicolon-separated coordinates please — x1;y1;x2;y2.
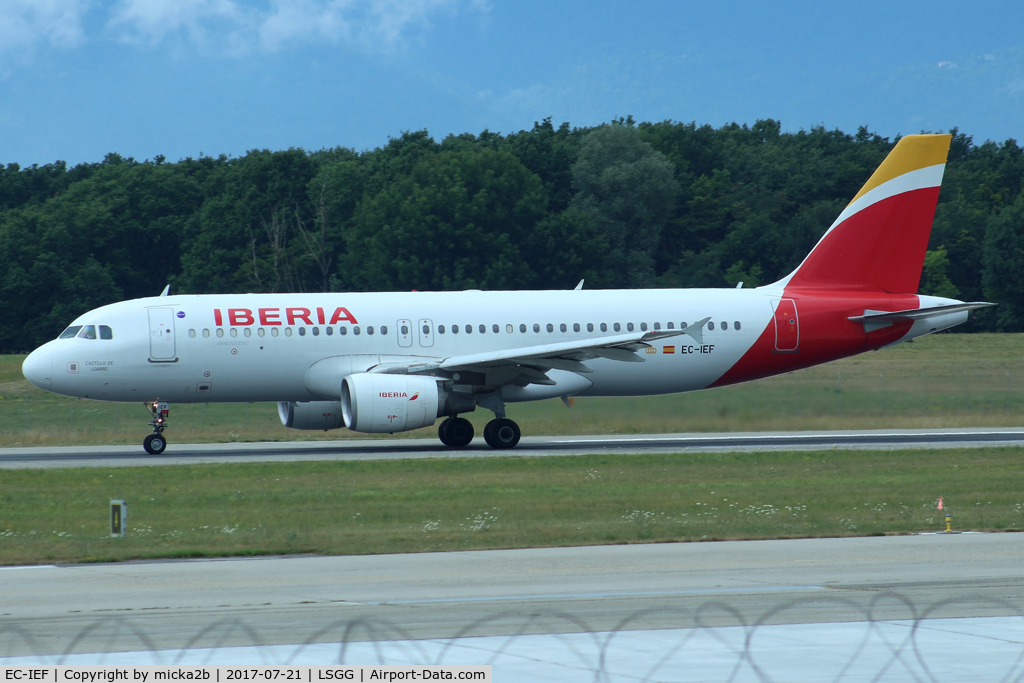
437;416;521;450
144;401;169;455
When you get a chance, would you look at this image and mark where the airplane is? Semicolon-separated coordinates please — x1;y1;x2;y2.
21;134;992;455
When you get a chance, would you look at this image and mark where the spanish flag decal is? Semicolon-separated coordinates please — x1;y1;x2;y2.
663;346;675;354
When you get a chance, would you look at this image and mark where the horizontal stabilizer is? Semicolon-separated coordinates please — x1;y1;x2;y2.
848;302;994;323
849;302;994;332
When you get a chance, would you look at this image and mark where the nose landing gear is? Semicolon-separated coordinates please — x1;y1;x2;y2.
144;401;169;454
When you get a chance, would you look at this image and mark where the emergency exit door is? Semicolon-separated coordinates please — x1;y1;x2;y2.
772;299;799;352
148;308;177;361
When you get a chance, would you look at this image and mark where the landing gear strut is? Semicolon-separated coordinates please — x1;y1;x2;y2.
144;401;169;454
438;416;474;448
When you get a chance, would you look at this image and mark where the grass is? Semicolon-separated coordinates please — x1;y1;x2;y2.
0;447;1021;566
1;333;1024;447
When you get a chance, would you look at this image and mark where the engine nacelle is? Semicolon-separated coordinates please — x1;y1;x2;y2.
278;400;344;430
341;373;441;433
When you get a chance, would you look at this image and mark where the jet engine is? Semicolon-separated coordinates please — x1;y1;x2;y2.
341;373;442;433
277;400;344;430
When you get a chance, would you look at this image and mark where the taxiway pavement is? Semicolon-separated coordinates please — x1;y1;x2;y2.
2;427;1024;468
3;533;1023;657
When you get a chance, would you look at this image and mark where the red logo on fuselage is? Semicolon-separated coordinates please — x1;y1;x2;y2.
212;307;358;326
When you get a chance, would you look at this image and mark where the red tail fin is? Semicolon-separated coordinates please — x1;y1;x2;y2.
776;134;952;293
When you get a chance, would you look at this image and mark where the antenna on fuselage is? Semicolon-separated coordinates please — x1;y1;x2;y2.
159;285;170;297
574;279;584;290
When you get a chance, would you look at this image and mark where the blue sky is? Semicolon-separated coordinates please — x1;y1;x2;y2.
2;0;1023;167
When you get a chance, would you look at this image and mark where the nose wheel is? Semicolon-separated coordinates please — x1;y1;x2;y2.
144;401;169;454
143;433;167;455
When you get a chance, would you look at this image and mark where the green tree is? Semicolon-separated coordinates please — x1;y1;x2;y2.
570;123;678;287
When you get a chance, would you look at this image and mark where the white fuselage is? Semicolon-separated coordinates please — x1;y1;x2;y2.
22;288;963;406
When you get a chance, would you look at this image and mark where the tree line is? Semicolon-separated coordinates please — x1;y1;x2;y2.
2;117;1023;352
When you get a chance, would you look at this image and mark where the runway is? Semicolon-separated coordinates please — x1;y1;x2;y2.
3;533;1024;659
2;426;1024;468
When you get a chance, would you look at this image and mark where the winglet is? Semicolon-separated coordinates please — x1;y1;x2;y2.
159;285;170;297
574;279;584;291
682;317;711;344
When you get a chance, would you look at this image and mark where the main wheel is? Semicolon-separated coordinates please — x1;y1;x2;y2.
143;433;167;455
484;418;521;449
438;418;454;447
445;417;474;448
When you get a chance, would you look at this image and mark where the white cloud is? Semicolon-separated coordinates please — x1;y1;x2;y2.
107;0;480;53
108;0;246;47
0;0;89;58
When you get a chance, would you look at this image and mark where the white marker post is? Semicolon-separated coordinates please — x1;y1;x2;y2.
110;499;127;537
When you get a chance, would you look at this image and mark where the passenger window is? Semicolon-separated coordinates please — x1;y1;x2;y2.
354;326;361;335
735;321;742;330
573;323;580;332
627;323;634;332
424;324;431;335
100;325;113;339
326;327;333;336
479;324;486;334
452;325;459;334
465;324;471;334
654;322;661;331
546;323;554;333
708;322;715;331
493;324;500;333
299;328;306;337
285;328;293;337
640;322;647;331
587;323;594;332
77;325;97;339
401;325;409;335
600;323;607;332
230;328;238;338
367;326;375;335
438;325;446;334
59;326;83;339
271;328;279;337
533;324;540;333
216;329;225;338
680;321;687;329
258;328;266;337
380;326;387;335
667;322;674;329
721;321;728;330
337;327;346;336
312;327;320;336
519;324;527;333
613;323;621;332
188;329;196;338
559;323;567;332
203;329;210;338
244;328;252;337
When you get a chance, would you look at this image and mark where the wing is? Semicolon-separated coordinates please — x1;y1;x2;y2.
371;317;712;387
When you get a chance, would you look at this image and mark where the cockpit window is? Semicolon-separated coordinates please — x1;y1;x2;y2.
59;326;83;339
77;325;97;340
99;325;113;340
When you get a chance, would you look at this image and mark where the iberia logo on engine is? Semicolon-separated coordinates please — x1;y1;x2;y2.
380;392;408;398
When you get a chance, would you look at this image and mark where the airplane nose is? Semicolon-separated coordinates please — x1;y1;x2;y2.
22;350;52;391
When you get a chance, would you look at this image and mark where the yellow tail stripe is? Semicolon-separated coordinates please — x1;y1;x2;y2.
849;134;952;204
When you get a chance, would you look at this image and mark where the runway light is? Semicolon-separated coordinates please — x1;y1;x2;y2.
944;513;952;533
110;499;127;537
